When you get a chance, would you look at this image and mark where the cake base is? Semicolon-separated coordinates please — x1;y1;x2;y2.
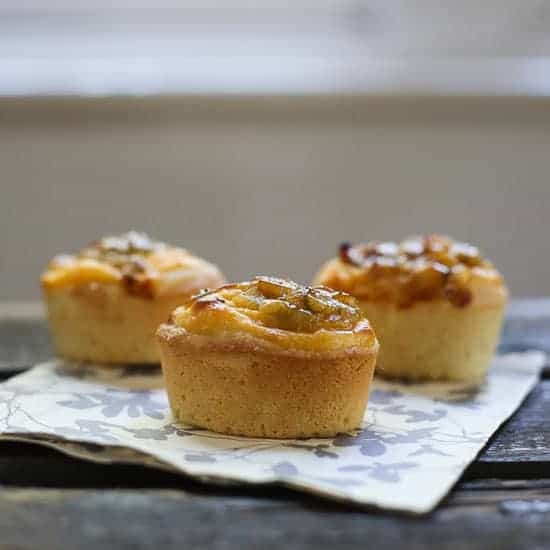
44;284;190;364
359;300;505;382
158;327;378;438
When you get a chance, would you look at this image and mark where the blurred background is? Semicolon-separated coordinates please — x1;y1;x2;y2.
2;1;550;301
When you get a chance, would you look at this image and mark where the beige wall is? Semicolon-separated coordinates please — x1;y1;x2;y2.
1;96;549;300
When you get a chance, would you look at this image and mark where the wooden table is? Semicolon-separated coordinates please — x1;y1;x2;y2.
1;300;549;550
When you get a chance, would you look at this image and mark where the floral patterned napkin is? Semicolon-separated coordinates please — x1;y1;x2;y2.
0;351;545;513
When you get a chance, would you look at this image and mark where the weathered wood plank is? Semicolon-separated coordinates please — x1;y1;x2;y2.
0;486;549;550
0;319;52;371
506;298;550;321
1;437;550;495
477;381;550;465
1;303;549;371
0;315;548;376
0;441;200;490
500;301;550;366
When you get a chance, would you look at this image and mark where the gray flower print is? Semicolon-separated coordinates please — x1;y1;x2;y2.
55;419;121;443
338;461;418;483
369;388;403;405
57;390;165;419
381;405;447;423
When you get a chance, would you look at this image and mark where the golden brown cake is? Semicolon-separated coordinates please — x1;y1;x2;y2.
313;235;508;383
41;231;225;364
157;277;379;438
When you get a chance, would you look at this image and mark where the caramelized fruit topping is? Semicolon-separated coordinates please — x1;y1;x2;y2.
190;276;365;333
74;232;163;297
337;235;493;308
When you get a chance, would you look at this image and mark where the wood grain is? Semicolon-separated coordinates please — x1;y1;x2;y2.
0;486;549;550
478;382;550;463
0;320;52;372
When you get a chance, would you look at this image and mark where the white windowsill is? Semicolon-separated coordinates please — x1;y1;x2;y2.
3;3;550;98
2;56;550;98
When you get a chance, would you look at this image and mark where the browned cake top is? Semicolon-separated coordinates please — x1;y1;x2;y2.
81;231;161;261
315;234;507;309
190;277;366;333
169;277;377;352
41;231;224;299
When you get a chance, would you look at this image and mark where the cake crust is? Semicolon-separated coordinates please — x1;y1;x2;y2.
355;300;505;382
42;231;224;299
157;277;379;438
158;325;378;438
314;235;508;382
168;278;377;354
41;231;225;364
